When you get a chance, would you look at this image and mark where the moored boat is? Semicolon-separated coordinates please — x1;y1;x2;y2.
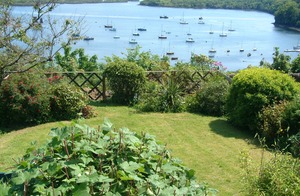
137;28;147;31
160;16;168;19
129;39;138;44
158;35;167;39
83;36;94;41
186;37;195;43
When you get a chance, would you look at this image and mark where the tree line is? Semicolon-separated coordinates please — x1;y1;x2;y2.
140;0;300;28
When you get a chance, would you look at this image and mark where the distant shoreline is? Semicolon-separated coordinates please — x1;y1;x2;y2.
273;23;300;33
12;0;128;6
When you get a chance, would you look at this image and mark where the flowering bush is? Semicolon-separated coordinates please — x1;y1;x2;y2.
210;61;227;72
190;53;227;72
0;72;92;128
0;72;51;125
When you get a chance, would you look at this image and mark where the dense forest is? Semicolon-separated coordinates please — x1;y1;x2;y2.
140;0;300;28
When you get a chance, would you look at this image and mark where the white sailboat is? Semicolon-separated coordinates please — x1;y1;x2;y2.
129;38;138;44
209;25;214;34
209;40;216;53
158;25;167;39
166;42;174;55
240;42;244;52
180;13;188;24
186;37;195;43
219;23;227;37
228;21;235;32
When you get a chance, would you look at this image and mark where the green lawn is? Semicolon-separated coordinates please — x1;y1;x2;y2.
0;104;270;195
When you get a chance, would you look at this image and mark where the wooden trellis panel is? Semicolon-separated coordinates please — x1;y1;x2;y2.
46;71;219;100
62;72;106;100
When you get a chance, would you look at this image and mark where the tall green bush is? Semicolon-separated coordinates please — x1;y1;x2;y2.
1;120;216;195
0;72;51;125
187;76;229;116
240;151;300;195
258;101;288;144
226;68;299;133
283;95;300;135
104;60;146;105
49;81;89;120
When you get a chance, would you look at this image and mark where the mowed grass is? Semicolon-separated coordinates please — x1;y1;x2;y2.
0;104;270;195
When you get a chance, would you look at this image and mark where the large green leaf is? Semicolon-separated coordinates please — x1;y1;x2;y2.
73;183;90;196
101;118;113;134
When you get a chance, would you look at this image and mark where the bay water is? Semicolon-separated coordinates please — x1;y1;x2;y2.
13;1;300;71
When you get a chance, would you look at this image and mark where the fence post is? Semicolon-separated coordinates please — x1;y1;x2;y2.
103;75;107;101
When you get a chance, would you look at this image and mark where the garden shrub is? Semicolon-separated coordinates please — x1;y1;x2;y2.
283;95;300;136
187;76;229;116
104;60;146;105
226;67;299;133
289;132;300;157
49;81;89;120
258;101;288;144
0;72;51;126
0;72;92;127
240;151;300;195
135;79;185;113
1;120;216;195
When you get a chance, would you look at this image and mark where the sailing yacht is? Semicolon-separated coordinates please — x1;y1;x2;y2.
158;26;167;39
186;37;195;43
209;40;216;53
180;13;188;24
240;42;244;52
219;23;227;37
228;21;235;32
166;42;174;55
209;25;214;34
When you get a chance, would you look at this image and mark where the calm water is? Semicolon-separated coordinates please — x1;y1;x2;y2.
13;2;300;71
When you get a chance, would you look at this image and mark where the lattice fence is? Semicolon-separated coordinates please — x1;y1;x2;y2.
47;70;221;100
46;72;106;101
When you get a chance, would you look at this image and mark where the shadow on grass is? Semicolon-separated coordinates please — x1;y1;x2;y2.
89;100;126;107
0;124;30;134
209;119;255;141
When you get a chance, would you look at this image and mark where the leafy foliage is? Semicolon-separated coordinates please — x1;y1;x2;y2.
0;0;80;85
226;68;299;133
291;54;300;73
240;150;300;195
0;71;51;125
104;46;170;71
136;79;185;113
2;120;216;195
258;101;288;144
104;59;146;105
187;76;230;117
0;72;91;128
55;45;100;72
49;81;89;120
283;95;300;135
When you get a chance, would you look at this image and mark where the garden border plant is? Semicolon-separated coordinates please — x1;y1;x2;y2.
0;119;217;195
